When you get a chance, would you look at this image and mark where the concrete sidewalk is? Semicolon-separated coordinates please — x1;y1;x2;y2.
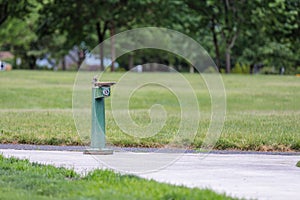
1;149;299;200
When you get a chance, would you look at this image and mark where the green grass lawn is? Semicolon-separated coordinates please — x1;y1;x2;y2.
0;70;299;151
0;155;236;200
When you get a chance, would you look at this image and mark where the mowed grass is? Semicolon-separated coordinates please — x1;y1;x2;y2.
0;70;299;151
0;155;235;200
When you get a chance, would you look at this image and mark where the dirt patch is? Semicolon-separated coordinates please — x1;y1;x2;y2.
256;145;294;152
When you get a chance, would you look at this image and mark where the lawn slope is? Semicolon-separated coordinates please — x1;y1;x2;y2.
0;71;299;151
0;155;236;200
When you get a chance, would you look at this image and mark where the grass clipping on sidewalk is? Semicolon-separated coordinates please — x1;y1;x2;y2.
0;155;236;200
297;161;300;168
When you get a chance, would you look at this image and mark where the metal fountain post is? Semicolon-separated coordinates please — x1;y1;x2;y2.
84;77;115;155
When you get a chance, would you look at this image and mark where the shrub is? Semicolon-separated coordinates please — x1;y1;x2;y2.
295;66;300;74
259;66;278;75
232;63;250;74
220;68;226;73
203;66;218;73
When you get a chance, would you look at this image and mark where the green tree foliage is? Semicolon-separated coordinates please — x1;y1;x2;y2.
0;0;33;26
236;0;299;73
0;0;299;73
0;0;38;69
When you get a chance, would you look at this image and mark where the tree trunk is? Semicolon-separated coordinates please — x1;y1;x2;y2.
150;63;154;72
223;0;230;73
129;53;134;70
109;21;116;72
62;56;66;71
189;65;194;73
225;48;231;73
96;22;104;71
0;3;8;26
221;0;239;74
29;55;36;70
250;64;254;74
211;18;221;72
77;49;85;70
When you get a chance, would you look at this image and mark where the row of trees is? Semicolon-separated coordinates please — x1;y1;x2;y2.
0;0;299;73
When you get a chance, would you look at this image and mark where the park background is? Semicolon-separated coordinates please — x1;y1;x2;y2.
0;0;299;150
0;0;299;152
0;1;300;199
0;0;299;151
0;0;300;74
